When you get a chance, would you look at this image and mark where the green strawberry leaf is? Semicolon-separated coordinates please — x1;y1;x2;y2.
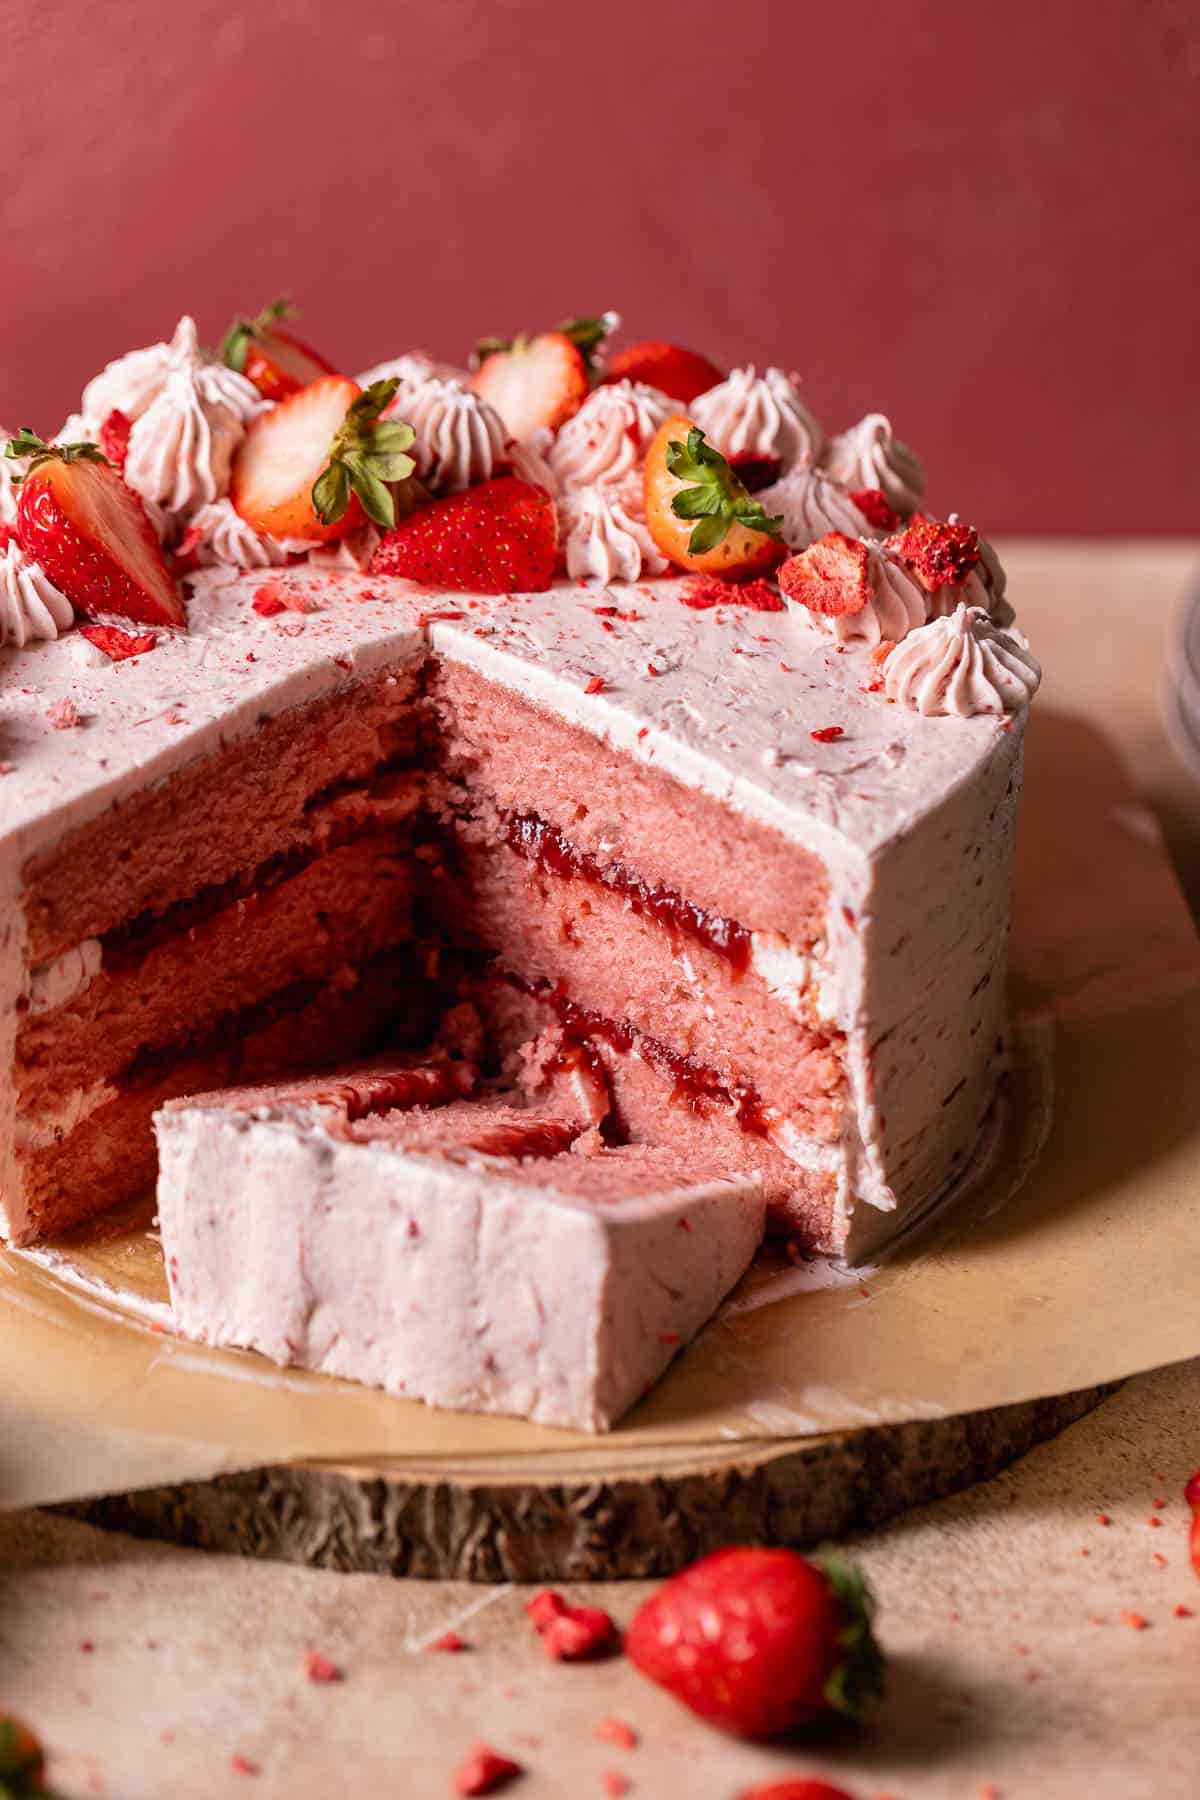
558;312;620;369
220;297;294;372
310;379;416;529
665;427;783;555
4;429;107;479
815;1551;886;1720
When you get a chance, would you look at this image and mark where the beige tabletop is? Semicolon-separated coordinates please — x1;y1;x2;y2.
2;542;1199;1800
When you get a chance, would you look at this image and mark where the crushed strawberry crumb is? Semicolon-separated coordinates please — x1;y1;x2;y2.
46;698;80;730
810;726;844;743
681;574;783;613
453;1744;523;1795
602;1774;631;1796
251;581;289;617
1175;1604;1194;1617
849;486;900;531
1096;1513;1111;1527
526;1590;617;1661
80;624;157;661
303;1649;342;1683
594;1717;638;1750
1120;1610;1149;1630
231;1754;260;1777
428;1631;470;1653
584;676;606;695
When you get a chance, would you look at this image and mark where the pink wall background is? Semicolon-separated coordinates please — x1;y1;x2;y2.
2;0;1197;535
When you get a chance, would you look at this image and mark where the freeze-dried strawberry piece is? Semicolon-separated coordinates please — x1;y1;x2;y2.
525;1590;569;1632
594;1717;638;1749
778;533;870;617
542;1606;618;1662
46;698;81;729
848;487;899;532
252;581;289;616
303;1648;342;1683
810;726;844;743
887;514;980;590
80;624;158;661
453;1744;524;1795
99;408;132;476
681;574;783;612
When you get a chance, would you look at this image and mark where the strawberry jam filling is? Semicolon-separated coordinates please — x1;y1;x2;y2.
502;809;752;976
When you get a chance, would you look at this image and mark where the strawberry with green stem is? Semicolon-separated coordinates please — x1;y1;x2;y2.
5;430;185;627
470;319;607;441
220;298;338;402
607;339;724;403
643;417;784;577
230;377;415;542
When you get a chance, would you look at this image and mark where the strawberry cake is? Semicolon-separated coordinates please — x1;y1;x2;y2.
0;306;1040;1429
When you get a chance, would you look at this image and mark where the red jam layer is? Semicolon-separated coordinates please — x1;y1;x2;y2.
502;810;752;976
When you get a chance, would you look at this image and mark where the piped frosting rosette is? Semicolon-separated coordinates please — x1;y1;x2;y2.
883;604;1041;716
384;374;509;493
820;412;924;518
779;531;928;649
691;366;824;480
560;483;667;584
886;515;1014;628
547;381;673;492
0;537;74;646
76;317;266;544
758;465;887;551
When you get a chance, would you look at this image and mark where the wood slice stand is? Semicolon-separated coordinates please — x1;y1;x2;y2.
61;1384;1116;1582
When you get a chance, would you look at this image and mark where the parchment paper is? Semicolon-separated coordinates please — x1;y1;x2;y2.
3;557;1199;1509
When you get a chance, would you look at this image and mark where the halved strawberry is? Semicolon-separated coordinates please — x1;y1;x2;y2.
7;430;185;627
643;416;784;578
607;340;724;404
370;477;556;593
220;299;338;402
471;331;589;442
230;376;414;542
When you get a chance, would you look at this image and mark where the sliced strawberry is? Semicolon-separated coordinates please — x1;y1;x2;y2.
370;477;556;593
99;408;132;476
471;331;588;442
221;299;337;402
778;534;871;617
607;340;724;404
230;376;414;542
643;415;784;578
10;431;185;627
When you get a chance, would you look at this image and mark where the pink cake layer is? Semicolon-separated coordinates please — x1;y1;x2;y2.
22;663;424;962
15;834;414;1110
470;971;839;1249
15;950;429;1243
426;660;830;949
435;821;845;1141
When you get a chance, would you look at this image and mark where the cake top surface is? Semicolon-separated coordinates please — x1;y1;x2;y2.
0;563;1017;872
1;306;1039;878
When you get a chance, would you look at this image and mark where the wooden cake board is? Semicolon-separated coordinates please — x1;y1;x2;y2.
62;1385;1116;1582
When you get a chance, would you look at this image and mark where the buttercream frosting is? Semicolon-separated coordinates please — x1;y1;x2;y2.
389;376;508;493
758;465;884;549
691;366;824;473
0;427;24;526
786;541;929;650
884;604;1041;716
508;434;560;496
547;381;673;492
357;352;469;389
561;486;668;584
0;540;74;647
181;499;294;570
820;413;924;516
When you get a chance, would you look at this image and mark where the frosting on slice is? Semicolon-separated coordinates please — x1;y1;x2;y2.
759;464;883;549
884;604;1041;716
691;365;824;473
820;412;924;516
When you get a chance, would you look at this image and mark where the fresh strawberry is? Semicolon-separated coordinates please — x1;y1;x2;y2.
230;377;414;542
886;513;979;590
626;1547;883;1740
1186;1471;1200;1578
643;417;784;578
607;340;724;403
0;1713;46;1791
7;430;185;627
778;534;871;617
220;299;338;402
471;331;589;441
98;408;131;476
736;1784;861;1800
370;477;556;593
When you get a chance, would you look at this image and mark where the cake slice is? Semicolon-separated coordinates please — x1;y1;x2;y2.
154;1063;766;1431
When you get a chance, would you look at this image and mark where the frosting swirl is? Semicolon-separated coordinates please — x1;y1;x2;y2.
547;381;673;492
820;413;924;517
561;486;667;584
391;376;509;493
0;540;74;646
759;465;882;549
306;522;382;571
357;352;469;388
124;366;249;539
884;604;1041;716
82;316;263;433
181;499;294;570
691;366;824;473
508;433;560;496
786;540;928;649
